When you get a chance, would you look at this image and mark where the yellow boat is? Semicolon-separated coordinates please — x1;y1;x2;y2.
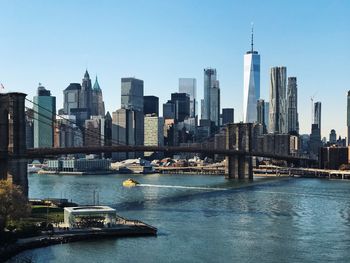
122;178;140;187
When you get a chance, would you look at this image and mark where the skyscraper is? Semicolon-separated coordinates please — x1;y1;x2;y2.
243;26;260;123
287;77;299;134
121;78;144;112
144;96;159;116
269;66;287;134
63;83;81;115
179;78;197;118
80;70;93;112
170;93;190;123
264;102;269;133
222;108;234;125
210;81;220;127
314;101;321;131
91;76;105;116
33;84;56;148
203;68;217;120
257;99;265;128
347;91;350;145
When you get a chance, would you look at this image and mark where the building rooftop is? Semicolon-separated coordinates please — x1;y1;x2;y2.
65;206;116;213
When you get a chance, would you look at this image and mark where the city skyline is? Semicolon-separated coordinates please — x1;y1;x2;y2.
0;0;349;138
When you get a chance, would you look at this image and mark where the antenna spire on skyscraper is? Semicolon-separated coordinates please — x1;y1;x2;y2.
251;22;254;52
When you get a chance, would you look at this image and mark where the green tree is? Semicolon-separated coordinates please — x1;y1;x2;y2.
0;180;30;231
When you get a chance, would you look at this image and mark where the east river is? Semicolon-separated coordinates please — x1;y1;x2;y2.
9;173;350;263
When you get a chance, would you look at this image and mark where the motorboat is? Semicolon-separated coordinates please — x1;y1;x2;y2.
122;178;140;187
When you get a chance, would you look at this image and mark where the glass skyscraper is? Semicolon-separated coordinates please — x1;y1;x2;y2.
33;84;56;148
287;77;299;134
243;28;260;123
179;78;197;119
203;68;217;120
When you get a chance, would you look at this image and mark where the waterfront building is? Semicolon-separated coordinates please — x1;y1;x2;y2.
91;76;105;116
347;91;350;145
222;108;234;126
179;78;197;118
143;95;159;116
329;129;337;144
47;158;111;173
33;84;56;148
121;77;144;112
287;77;299;134
203;68;217;121
269;66;287;134
144;114;164;157
314;101;322;132
243;26;260;123
64;206;117;228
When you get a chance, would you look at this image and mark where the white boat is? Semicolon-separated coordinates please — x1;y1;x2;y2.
27;164;41;173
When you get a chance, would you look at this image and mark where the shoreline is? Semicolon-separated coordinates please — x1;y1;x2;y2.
1;224;157;262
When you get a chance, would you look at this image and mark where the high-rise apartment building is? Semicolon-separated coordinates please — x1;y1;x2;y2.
144;96;159;116
287;77;299;134
329;129;337;144
179;78;197;118
121;78;144;112
210;81;220;127
314;101;322;132
203;68;217;121
144;115;164;157
269;66;287;134
243;27;260;123
33;84;56;148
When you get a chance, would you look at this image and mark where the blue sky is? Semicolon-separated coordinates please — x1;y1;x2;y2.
0;0;349;138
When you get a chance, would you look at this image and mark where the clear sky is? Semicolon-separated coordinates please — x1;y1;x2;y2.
0;0;349;138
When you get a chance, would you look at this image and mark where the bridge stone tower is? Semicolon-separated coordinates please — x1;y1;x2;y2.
0;92;28;196
225;123;253;179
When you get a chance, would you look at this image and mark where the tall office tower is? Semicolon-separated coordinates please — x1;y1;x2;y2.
91;76;105;116
243;26;260;123
144;115;164;157
63;83;81;115
257;99;265;127
347;91;350;145
314;101;322;131
33;84;56;148
84;116;105;147
329;129;337;144
121;78;144;112
80;70;93;112
179;78;197;118
210;80;220;127
163;100;175;119
144;95;159;116
222;108;234;125
287;77;299;134
264;102;270;133
112;108;143;160
170;93;190;123
269;66;287;134
203;68;217;120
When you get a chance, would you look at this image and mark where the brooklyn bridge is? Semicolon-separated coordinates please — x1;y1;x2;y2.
0;92;315;196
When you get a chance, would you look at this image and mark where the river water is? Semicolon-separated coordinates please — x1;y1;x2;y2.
9;173;350;263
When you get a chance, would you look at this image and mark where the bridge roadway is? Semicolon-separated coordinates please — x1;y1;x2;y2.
22;145;315;163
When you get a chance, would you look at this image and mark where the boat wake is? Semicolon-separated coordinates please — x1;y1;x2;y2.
138;184;227;191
